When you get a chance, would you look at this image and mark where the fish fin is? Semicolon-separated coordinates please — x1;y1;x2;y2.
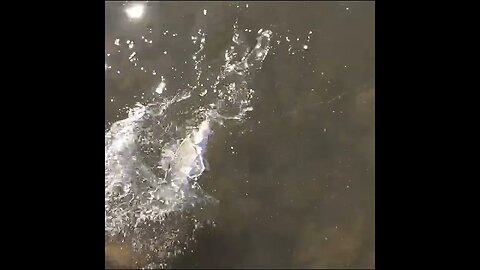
204;158;210;171
188;156;205;178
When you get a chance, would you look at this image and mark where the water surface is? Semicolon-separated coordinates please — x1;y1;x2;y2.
105;1;375;268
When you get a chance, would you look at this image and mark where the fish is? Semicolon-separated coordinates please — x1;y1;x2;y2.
168;119;212;190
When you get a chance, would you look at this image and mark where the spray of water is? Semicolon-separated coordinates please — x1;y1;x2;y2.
105;24;273;268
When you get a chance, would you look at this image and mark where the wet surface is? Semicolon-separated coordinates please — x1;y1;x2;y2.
105;1;374;268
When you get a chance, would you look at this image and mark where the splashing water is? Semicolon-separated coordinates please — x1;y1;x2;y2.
105;26;273;268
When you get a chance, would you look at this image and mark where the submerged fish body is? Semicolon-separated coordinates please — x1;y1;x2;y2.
168;119;212;190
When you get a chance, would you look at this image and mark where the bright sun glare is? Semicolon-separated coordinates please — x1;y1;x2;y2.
125;3;145;20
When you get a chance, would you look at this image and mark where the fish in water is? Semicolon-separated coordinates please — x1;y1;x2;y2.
168;119;212;191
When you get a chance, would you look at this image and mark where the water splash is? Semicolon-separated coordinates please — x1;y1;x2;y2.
105;27;273;268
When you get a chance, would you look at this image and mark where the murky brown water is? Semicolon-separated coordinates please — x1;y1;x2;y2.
105;1;374;268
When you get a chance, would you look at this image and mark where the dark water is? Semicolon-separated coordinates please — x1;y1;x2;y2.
105;1;374;268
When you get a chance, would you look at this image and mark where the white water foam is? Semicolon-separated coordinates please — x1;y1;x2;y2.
105;26;273;268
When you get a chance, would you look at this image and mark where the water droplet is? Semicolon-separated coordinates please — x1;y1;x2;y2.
156;80;166;94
